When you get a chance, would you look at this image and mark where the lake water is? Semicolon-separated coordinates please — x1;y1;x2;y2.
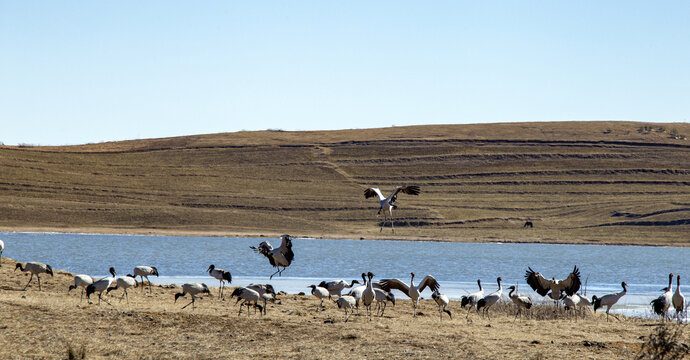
2;232;687;319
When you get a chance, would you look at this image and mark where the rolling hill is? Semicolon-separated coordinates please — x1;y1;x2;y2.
1;121;688;246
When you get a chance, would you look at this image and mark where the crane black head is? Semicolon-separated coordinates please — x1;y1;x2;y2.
46;264;54;277
14;263;23;272
367;272;374;279
201;283;211;294
174;292;185;303
151;267;159;276
109;267;116;277
207;264;215;273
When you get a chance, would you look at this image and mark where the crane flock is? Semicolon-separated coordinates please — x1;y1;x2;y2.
0;227;686;324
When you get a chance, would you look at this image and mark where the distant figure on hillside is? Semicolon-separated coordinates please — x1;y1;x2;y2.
524;221;533;228
364;185;421;233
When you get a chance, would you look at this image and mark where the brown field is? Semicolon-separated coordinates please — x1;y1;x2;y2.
1;258;687;359
1;121;689;246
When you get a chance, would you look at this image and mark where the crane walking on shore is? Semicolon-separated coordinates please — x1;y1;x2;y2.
207;264;232;298
133;266;159;294
593;281;628;322
15;261;54;291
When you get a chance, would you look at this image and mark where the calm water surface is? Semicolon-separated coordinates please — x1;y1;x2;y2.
2;232;687;318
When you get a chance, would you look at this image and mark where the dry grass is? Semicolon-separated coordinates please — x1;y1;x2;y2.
0;121;689;246
1;258;687;359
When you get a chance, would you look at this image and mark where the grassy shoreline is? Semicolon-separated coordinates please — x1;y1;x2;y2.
1;257;686;359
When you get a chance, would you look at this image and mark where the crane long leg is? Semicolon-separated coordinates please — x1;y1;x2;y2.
181;297;195;310
269;268;281;280
99;293;114;306
23;273;34;290
37;274;42;291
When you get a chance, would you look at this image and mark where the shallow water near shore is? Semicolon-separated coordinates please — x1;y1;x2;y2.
2;232;687;319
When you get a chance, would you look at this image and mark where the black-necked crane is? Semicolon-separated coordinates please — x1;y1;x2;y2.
461;279;484;318
230;287;261;316
592;281;628;322
431;290;452;320
247;283;279;314
476;277;503;320
14;261;54;291
250;234;295;279
0;239;4;267
85;267;117;305
651;273;674;321
258;293;277;315
247;283;277;297
132;266;158;294
207;264;232;298
364;185;420;232
564;293;592;320
525;266;581;307
308;284;330;311
318;279;360;299
106;274;138;304
334;295;357;322
380;272;440;317
175;283;211;310
672;275;685;323
68;274;94;303
507;285;532;321
374;288;396;317
362;272;376;320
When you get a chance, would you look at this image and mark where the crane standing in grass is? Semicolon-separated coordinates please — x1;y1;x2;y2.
477;277;503;320
651;273;674;321
68;274;94;303
85;267;117;305
364;185;420;232
507;285;532;321
672;274;685;323
379;272;440;317
593;281;628;322
431;290;452;320
175;283;211;310
133;266;158;294
461;279;484;319
106;274;138;304
15;261;54;291
207;264;232;298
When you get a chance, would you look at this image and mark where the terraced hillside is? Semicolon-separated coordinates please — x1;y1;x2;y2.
1;121;689;246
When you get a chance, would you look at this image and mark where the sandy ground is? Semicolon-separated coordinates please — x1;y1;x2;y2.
1;258;686;359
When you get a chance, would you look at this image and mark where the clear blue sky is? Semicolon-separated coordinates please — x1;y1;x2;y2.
1;1;689;145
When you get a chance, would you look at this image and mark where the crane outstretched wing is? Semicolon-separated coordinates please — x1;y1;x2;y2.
364;187;385;200
417;275;440;293
393;185;421;197
525;267;553;296
280;235;295;264
379;278;411;296
559;266;581;296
